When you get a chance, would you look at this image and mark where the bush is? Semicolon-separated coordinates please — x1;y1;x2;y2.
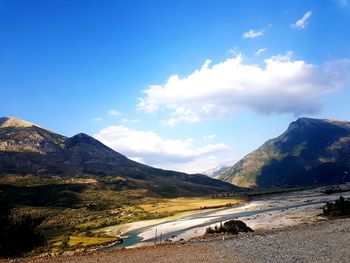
223;220;253;234
205;220;253;235
323;196;350;217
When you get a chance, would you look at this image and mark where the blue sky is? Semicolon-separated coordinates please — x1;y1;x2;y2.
1;0;350;172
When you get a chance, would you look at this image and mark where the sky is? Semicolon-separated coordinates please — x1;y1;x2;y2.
1;0;350;173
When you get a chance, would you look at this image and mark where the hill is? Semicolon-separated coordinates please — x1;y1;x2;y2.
218;117;350;188
0;117;238;196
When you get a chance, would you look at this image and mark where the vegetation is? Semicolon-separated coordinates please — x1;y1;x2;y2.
0;174;244;256
323;196;350;217
322;186;350;195
0;194;47;257
205;220;253;235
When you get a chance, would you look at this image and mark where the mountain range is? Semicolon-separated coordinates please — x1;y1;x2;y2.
218;117;350;188
202;165;230;177
0;117;238;196
3;116;350;192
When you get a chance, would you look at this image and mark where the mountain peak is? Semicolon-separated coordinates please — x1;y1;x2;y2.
287;117;350;134
72;133;92;139
68;133;100;144
66;132;112;150
0;117;35;128
293;117;324;125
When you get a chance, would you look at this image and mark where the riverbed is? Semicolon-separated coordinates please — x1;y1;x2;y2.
101;184;350;250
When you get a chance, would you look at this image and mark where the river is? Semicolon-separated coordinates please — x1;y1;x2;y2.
101;184;350;250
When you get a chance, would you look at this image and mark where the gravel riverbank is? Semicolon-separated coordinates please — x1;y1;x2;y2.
5;217;350;263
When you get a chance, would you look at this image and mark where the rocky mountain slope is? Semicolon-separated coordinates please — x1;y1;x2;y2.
0;117;238;196
218;117;350;188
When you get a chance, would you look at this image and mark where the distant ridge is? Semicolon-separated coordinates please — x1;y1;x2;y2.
218;117;350;188
0;117;239;196
202;165;230;177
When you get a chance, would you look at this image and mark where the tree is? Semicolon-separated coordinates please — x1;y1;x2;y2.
0;194;47;258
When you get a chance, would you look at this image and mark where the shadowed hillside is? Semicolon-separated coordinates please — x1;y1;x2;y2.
218;117;350;188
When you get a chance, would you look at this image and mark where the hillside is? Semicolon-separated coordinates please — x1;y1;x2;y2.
0;117;238;196
218;117;350;188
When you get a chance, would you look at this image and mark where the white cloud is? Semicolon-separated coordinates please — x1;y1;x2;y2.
203;134;217;140
138;52;350;126
108;109;121;116
291;11;312;29
93;125;230;167
242;29;264;39
255;48;267;55
120;118;140;124
91;117;102;122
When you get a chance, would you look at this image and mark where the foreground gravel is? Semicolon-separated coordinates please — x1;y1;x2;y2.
206;218;350;263
3;218;350;263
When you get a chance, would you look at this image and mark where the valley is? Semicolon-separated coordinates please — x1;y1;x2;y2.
7;184;350;263
2;117;350;260
3;2;350;261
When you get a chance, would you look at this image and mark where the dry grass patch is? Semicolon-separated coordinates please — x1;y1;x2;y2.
140;197;244;213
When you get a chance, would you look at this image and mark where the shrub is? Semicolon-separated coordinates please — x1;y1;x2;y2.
205;220;253;235
323;196;350;217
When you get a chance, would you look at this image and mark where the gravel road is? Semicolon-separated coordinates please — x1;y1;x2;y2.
4;218;350;263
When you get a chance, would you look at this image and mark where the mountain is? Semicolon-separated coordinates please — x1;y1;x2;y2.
218;117;350;188
0;117;239;196
202;165;230;177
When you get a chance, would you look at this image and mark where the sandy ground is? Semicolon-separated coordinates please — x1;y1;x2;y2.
6;217;350;263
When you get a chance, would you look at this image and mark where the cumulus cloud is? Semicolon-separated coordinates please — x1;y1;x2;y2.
137;52;349;126
291;11;312;29
93;125;230;166
108;109;121;116
91;117;102;122
255;48;267;55
242;29;264;39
